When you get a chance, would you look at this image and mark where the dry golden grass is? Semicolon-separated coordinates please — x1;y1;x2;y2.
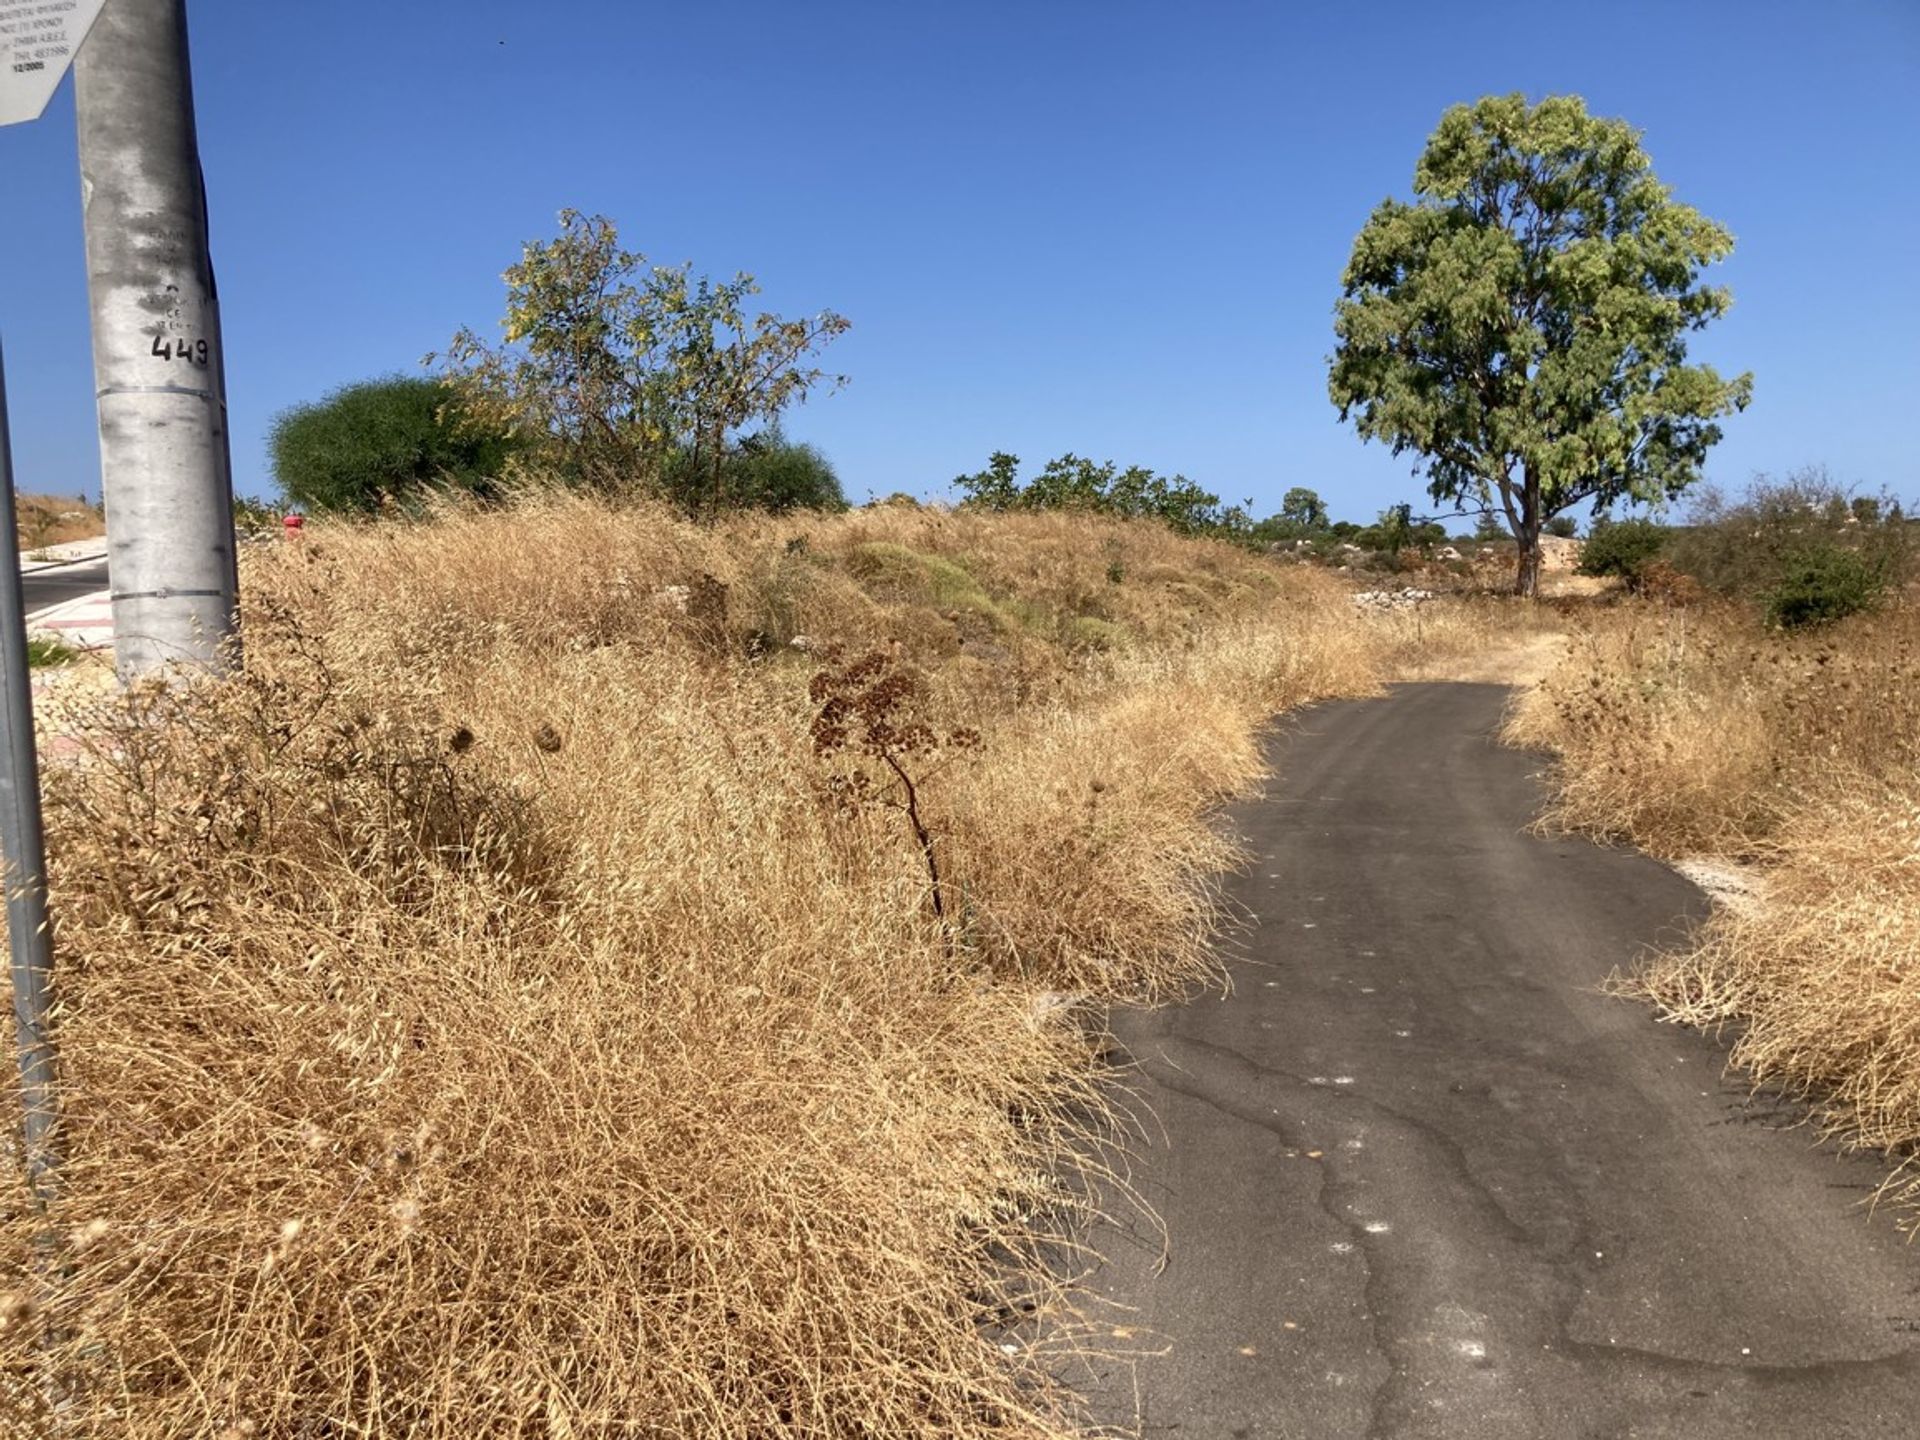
1;497;1396;1437
1505;604;1920;856
1374;597;1570;685
1622;781;1920;1220
1507;601;1920;1228
14;494;103;552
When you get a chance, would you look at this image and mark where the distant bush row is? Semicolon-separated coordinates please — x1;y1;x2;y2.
1577;469;1911;627
950;452;1249;535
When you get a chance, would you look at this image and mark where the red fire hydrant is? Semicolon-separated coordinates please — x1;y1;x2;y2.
282;513;305;539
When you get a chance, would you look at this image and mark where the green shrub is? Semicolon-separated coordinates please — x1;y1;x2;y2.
438;211;848;502
1764;546;1887;629
1671;471;1911;601
1578;517;1669;583
705;429;846;513
270;376;518;515
1544;515;1579;538
951;452;1229;534
1251;487;1332;543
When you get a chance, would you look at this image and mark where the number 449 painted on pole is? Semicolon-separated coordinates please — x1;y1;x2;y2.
151;334;211;365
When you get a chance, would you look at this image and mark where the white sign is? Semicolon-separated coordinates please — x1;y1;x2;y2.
0;0;105;127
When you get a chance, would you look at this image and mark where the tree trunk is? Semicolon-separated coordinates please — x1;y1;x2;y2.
1514;533;1542;597
1513;463;1543;598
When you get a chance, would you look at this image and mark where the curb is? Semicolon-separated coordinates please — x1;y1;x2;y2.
26;588;114;651
20;537;109;572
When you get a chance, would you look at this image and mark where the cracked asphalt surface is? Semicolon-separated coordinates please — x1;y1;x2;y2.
1086;683;1920;1438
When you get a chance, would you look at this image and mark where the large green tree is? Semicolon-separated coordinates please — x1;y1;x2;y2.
1328;94;1753;595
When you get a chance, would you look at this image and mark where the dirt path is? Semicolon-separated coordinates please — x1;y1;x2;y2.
1086;683;1920;1438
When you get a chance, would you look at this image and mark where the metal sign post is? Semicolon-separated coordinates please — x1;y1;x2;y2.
0;0;112;1214
0;340;60;1207
2;0;240;1211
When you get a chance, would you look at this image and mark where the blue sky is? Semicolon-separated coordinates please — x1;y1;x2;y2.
2;0;1915;520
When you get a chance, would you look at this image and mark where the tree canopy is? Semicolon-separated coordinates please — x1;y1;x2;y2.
438;211;849;510
1279;486;1329;533
1328;93;1752;594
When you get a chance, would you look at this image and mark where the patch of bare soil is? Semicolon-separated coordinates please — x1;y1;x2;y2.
1399;630;1569;686
1671;857;1769;919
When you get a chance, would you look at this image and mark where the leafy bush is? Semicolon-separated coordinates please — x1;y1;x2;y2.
1345;508;1431;560
1670;470;1910;602
1577;517;1669;584
269;376;518;515
1763;545;1887;629
1544;515;1579;538
662;427;846;514
1250;486;1330;541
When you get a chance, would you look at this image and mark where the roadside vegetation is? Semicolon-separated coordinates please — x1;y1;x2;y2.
13;492;103;551
0;494;1471;1436
23;636;76;669
269;211;851;520
268;375;521;515
1506;478;1920;1226
1575;470;1909;624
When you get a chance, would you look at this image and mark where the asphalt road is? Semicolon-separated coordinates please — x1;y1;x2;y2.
1087;683;1920;1439
21;555;109;614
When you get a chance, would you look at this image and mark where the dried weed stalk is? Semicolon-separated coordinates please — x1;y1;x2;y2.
809;648;978;935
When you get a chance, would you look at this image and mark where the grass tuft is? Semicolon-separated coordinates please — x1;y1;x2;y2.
24;636;76;669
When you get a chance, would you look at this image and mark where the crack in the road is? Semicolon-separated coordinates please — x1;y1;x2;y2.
1087;685;1920;1439
1127;1029;1920;1436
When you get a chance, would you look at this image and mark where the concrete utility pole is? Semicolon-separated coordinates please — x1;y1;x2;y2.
74;0;237;681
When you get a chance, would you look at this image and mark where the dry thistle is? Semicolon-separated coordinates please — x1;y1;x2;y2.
809;649;980;932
